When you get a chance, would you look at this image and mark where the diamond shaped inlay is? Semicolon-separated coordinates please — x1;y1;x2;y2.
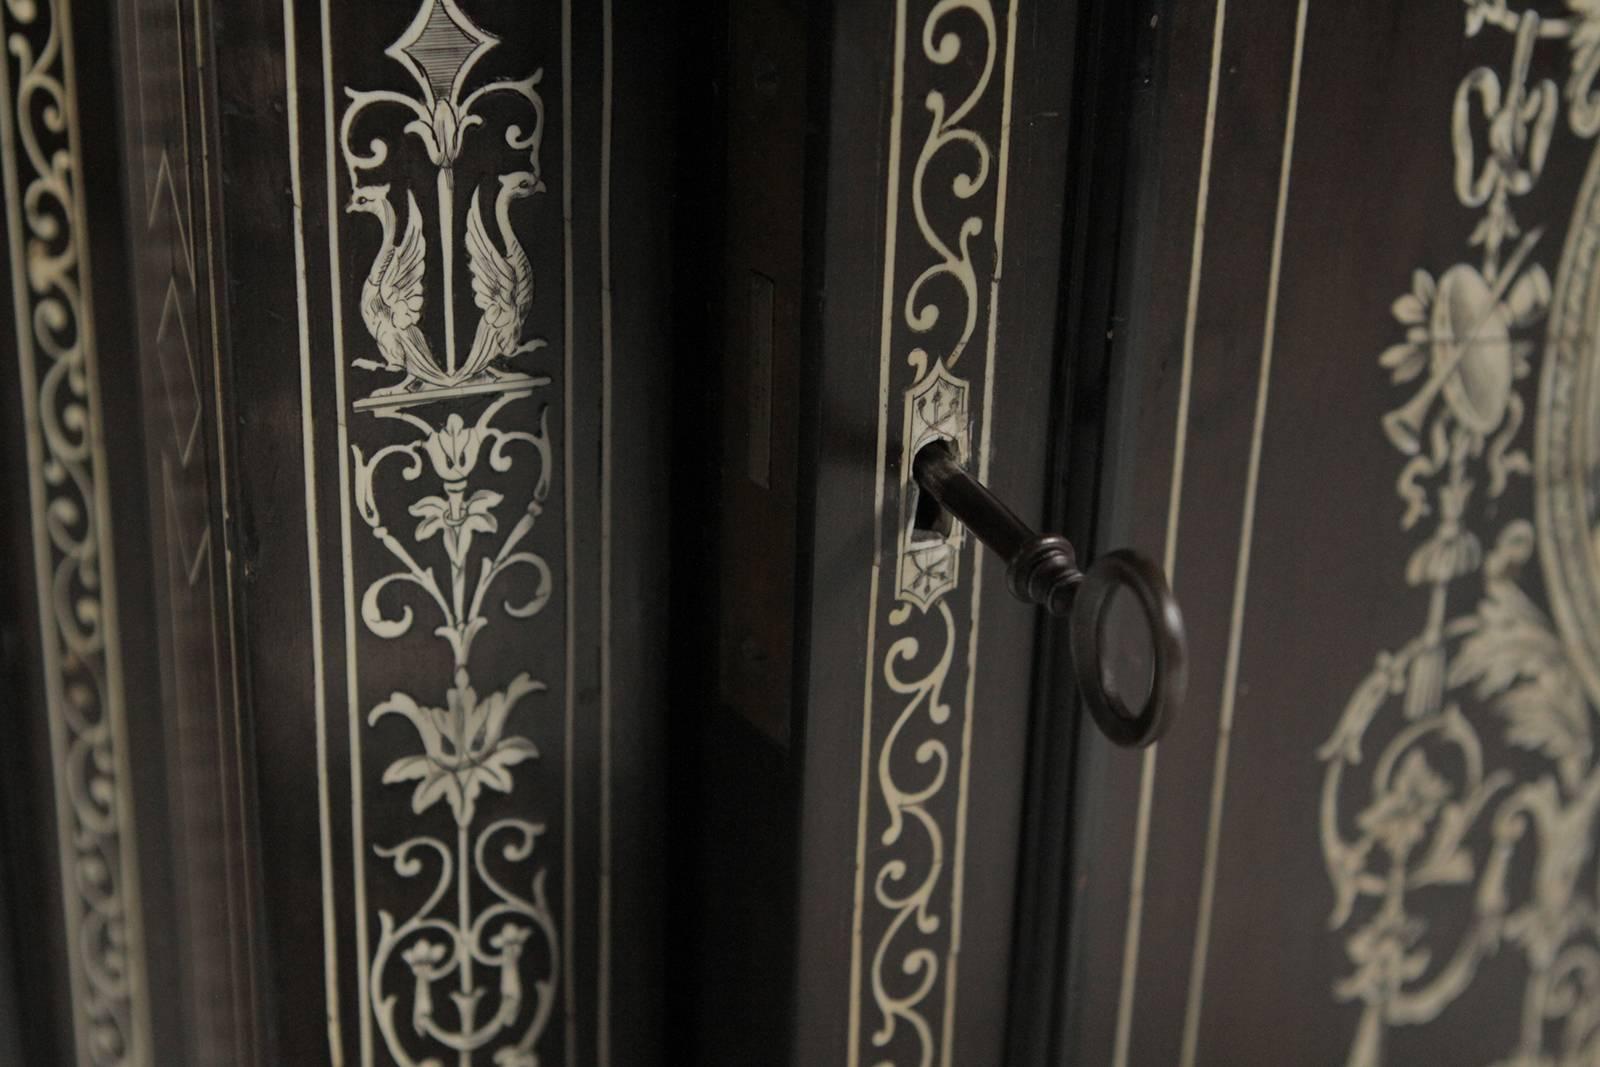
385;0;497;107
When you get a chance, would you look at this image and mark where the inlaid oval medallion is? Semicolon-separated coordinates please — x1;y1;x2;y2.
1539;142;1600;710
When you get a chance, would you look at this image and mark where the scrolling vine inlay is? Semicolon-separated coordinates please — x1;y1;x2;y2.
0;0;150;1063
849;2;1016;1065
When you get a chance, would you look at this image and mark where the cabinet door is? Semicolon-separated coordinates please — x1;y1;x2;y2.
1049;2;1600;1065
676;2;1143;1064
689;2;1600;1065
17;2;1598;1066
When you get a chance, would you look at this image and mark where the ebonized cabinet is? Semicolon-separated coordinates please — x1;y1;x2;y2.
3;2;1599;1067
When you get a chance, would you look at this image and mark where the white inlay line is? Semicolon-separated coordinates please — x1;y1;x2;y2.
281;1;344;1059
64;0;151;1058
561;1;578;1063
940;2;1020;1059
846;0;910;1057
310;3;375;1060
192;3;258;1051
599;0;615;1060
0;1;149;1059
1177;3;1310;1064
1111;1;1227;1062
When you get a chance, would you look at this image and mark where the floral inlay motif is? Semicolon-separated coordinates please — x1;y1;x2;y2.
337;1;560;1062
1321;4;1600;1063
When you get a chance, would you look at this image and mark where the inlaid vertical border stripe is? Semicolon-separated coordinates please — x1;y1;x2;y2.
1177;3;1309;1063
310;0;373;1057
281;0;346;1060
0;0;151;1063
189;0;259;1051
598;0;616;1059
940;3;1019;1059
844;0;907;1048
845;2;1020;1063
559;0;578;1058
1111;2;1227;1062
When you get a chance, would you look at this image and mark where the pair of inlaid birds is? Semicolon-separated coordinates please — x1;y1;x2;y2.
348;170;545;394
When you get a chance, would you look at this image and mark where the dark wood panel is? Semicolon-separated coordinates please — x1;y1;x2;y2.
790;2;1076;1064
0;0;193;1061
1062;3;1600;1065
116;0;261;1059
0;0;675;1063
209;0;674;1063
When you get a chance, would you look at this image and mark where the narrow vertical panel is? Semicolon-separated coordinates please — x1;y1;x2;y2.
117;0;257;1057
285;0;612;1062
0;0;151;1063
846;2;1019;1064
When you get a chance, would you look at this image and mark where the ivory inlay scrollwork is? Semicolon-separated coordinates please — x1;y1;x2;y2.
851;2;1016;1064
335;1;560;1062
0;0;149;1063
1323;4;1600;1063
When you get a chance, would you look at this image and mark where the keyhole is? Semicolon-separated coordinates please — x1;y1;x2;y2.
910;441;956;543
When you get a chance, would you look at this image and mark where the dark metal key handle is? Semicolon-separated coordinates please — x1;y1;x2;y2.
912;441;1186;748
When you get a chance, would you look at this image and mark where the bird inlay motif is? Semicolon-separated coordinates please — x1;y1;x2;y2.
463;169;545;379
347;174;543;395
348;184;456;393
334;2;558;1062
